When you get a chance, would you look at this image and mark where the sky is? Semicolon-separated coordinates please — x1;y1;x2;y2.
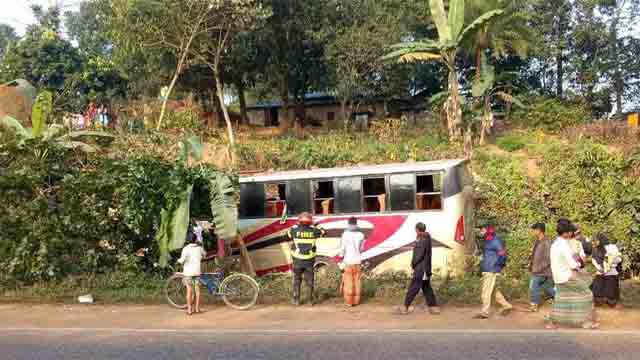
1;0;80;35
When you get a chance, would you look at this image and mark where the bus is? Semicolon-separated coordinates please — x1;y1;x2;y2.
237;159;474;277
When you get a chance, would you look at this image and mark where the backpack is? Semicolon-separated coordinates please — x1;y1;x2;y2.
495;238;508;270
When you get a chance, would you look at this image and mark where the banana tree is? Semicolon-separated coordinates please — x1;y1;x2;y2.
155;135;239;268
383;0;503;141
472;53;525;145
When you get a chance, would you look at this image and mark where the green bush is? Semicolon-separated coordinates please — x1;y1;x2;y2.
163;108;203;131
514;97;591;131
496;134;527;152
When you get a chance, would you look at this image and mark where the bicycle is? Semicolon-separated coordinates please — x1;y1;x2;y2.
164;259;260;311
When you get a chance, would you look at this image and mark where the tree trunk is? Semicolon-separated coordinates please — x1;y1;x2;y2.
279;75;290;132
213;67;237;166
157;69;180;131
479;95;492;146
556;5;567;98
237;82;248;125
447;65;462;141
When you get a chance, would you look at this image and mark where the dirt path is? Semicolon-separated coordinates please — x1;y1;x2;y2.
1;303;639;331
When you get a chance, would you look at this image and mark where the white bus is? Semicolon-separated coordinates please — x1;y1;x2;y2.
237;159;474;277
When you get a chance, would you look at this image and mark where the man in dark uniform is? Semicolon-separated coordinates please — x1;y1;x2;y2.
288;212;326;306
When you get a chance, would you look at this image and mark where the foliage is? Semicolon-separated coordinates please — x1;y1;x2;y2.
495;133;527;152
163;108;204;131
384;0;504;140
0;24;19;59
237;129;460;171
512;97;590;131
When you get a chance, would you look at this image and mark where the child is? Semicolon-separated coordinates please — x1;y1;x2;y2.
178;232;206;315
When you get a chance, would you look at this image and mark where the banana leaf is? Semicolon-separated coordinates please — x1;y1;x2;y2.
429;0;450;44
156;185;193;267
31;91;53;138
0;116;30;138
448;0;465;40
458;9;504;43
209;173;238;241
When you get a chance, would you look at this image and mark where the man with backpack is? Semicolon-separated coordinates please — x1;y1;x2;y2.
474;224;513;319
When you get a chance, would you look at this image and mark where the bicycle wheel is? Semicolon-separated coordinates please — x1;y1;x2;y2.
220;273;260;310
165;274;188;309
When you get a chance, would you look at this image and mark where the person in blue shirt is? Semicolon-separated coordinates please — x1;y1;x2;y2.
474;224;513;319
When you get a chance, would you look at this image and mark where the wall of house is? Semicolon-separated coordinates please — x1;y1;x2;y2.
247;109;267;126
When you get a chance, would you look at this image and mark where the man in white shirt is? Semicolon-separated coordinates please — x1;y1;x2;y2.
178;232;206;315
339;217;366;306
548;220;598;329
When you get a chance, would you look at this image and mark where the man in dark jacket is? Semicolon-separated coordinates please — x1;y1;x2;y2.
401;222;440;315
288;212;326;306
529;223;555;312
474;224;512;319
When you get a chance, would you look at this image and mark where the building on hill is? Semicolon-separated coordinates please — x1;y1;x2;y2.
245;91;433;127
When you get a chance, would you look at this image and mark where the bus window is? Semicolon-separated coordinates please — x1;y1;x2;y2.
265;183;286;217
313;180;335;215
337;177;362;214
239;183;265;218
363;178;386;212
416;174;442;210
389;173;415;211
286;180;310;216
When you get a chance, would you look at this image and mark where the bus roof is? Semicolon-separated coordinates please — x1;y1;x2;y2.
239;159;467;183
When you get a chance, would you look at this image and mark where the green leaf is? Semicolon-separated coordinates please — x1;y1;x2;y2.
448;0;465;40
0;116;30;138
382;42;441;62
156;185;194;267
472;53;495;97
458;9;504;43
31;91;53;138
429;0;450;43
209;173;238;241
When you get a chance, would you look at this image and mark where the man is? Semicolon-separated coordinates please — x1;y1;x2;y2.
177;232;206;316
401;222;440;315
529;223;555;312
288;212;326;306
474;224;513;319
339;217;366;307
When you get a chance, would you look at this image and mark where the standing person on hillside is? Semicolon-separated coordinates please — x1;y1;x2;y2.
591;233;623;308
288;212;326;306
528;223;555;312
547;220;599;329
339;217;366;307
474;224;512;319
177;232;206;316
400;222;441;315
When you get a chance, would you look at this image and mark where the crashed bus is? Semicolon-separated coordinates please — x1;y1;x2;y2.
237;159;474;277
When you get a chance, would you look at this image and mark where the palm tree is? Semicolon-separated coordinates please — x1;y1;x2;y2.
384;0;503;140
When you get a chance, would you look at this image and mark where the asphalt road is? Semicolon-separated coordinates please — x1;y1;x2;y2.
2;329;640;360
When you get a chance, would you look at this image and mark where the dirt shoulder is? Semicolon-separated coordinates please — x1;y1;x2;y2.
1;302;639;331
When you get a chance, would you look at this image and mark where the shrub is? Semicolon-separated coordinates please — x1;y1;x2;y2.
514;97;591;131
496;134;527;152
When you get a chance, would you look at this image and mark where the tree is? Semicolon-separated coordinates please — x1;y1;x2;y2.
384;0;503;140
1;6;82;90
64;0;112;57
323;0;426;123
465;0;533;83
109;0;220;130
0;24;19;59
190;0;269;160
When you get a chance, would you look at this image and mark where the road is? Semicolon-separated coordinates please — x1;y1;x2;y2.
2;328;640;360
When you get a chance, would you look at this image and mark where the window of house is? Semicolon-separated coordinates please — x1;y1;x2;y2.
239;183;266;218
337;177;362;214
313;180;335;215
389;173;415;211
327;112;335;122
265;183;287;217
363;177;387;212
416;174;442;210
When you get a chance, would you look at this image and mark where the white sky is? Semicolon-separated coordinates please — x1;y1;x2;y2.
0;0;80;35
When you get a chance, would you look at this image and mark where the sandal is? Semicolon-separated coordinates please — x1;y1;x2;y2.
582;321;600;330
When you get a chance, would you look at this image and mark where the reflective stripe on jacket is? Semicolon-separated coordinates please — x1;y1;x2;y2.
288;225;325;260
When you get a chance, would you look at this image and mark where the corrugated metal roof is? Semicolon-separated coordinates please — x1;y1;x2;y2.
239;159;467;183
